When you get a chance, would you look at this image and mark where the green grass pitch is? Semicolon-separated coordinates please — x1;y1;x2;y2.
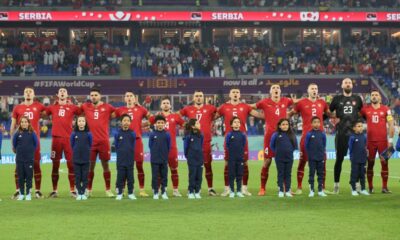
0;160;399;240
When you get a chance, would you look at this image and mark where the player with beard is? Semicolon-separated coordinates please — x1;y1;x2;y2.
360;90;394;193
329;78;363;194
149;97;185;197
81;88;115;197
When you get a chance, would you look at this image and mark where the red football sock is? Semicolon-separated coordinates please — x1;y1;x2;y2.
381;160;389;189
87;171;95;190
297;159;306;189
136;161;145;189
34;161;42;190
171;169;179;189
103;171;111;191
66;161;75;191
243;164;249;186
224;164;229;187
367;169;374;190
68;173;75;192
51;161;60;191
260;165;269;189
204;162;213;188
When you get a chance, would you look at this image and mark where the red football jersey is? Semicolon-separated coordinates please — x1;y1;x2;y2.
218;102;252;134
12;101;46;137
256;97;293;135
81;102;115;142
361;105;391;142
180;104;217;142
46;103;80;137
149;112;184;148
115;105;148;138
294;98;328;135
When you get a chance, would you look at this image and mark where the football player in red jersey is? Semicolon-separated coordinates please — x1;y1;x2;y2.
217;88;263;197
360;90;394;193
10;86;46;199
179;91;218;196
149;97;185;197
252;84;294;196
46;88;81;198
114;91;151;197
291;83;331;194
81;88;115;197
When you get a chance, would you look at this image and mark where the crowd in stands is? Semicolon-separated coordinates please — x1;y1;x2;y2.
0;33;122;76
130;39;224;78
228;32;400;79
219;0;400;7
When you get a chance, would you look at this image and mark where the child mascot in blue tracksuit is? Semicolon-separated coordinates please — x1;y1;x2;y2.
114;114;136;200
12;116;38;201
226;117;247;198
348;119;370;196
305;116;327;197
270;118;298;198
70;115;92;201
149;115;171;200
183;118;204;199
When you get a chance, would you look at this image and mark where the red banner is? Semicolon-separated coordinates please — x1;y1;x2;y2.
0;11;399;22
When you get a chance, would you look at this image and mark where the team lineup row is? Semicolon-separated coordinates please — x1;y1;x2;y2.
6;77;395;200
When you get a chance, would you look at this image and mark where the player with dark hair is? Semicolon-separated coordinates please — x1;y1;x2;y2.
149;97;185;197
360;90;394;193
179;90;218;196
81;87;115;197
217;88;263;197
252;84;294;196
46;88;81;198
329;78;363;194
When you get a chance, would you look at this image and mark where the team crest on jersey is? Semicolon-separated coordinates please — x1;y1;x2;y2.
281;104;285;108
171;118;175;122
203;110;207;113
33;107;37;111
239;107;243;111
317;103;321;107
66;107;70;111
380;112;384;115
101;108;105;111
134;108;138;111
346;101;350;105
352;101;356;106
